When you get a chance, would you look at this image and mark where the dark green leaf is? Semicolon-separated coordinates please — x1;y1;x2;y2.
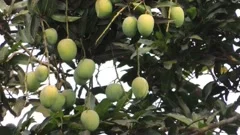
0;47;9;63
166;113;198;128
203;81;215;101
114;90;132;113
9;53;34;65
95;98;112;119
12;97;26;116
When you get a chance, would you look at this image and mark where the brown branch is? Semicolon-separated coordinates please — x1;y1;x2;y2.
191;114;240;135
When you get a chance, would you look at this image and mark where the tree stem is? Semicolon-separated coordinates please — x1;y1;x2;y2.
136;44;140;77
192;114;240;135
95;6;127;46
166;0;173;32
65;0;69;38
40;19;51;85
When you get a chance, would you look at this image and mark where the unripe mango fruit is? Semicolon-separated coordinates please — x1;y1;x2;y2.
105;83;124;102
137;14;154;37
76;59;95;79
44;28;58;45
80;110;100;131
62;89;76;108
95;0;113;19
131;77;149;99
35;65;49;82
57;38;77;62
170;6;184;28
50;93;65;112
122;16;137;37
74;71;88;85
40;85;58;108
26;72;40;92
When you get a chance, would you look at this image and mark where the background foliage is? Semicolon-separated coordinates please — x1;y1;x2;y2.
0;0;240;134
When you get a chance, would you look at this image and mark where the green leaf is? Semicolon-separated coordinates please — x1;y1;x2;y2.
68;122;84;130
114;90;132;113
142;129;161;135
12;96;26;116
132;2;151;14
206;8;227;19
85;92;96;110
51;14;81;22
166;113;198;128
138;39;154;45
13;1;28;10
95;98;112;119
0;47;10;63
203;81;215;101
9;53;34;65
15;106;38;133
30;100;51;117
36;105;51;117
168;124;178;135
176;96;191;118
189;35;203;40
186;7;197;20
16;13;35;43
11;10;29;24
214;100;227;115
206;111;219;124
198;56;215;66
36;0;56;17
163;60;177;70
155;1;178;8
0;127;12;135
14;65;25;87
130;47;152;59
0;0;9;11
34;117;58;134
113;119;138;127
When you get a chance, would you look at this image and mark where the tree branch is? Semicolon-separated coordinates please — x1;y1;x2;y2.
192;114;240;135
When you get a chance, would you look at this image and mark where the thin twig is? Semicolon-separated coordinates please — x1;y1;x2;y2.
166;0;173;32
207;66;217;82
95;6;128;46
40;19;51;85
110;44;125;90
24;47;34;93
65;0;69;38
136;44;140;77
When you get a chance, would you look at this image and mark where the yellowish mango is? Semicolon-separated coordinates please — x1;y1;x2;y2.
137;14;154;37
131;77;149;99
95;0;113;19
57;38;77;62
122;16;137;37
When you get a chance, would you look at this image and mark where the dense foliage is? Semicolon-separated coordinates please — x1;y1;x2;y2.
0;0;240;134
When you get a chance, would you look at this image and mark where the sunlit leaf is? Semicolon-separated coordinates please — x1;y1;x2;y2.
166;113;198;128
85;92;96;110
0;47;9;63
130;47;152;59
189;35;203;40
155;1;178;8
51;14;81;22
